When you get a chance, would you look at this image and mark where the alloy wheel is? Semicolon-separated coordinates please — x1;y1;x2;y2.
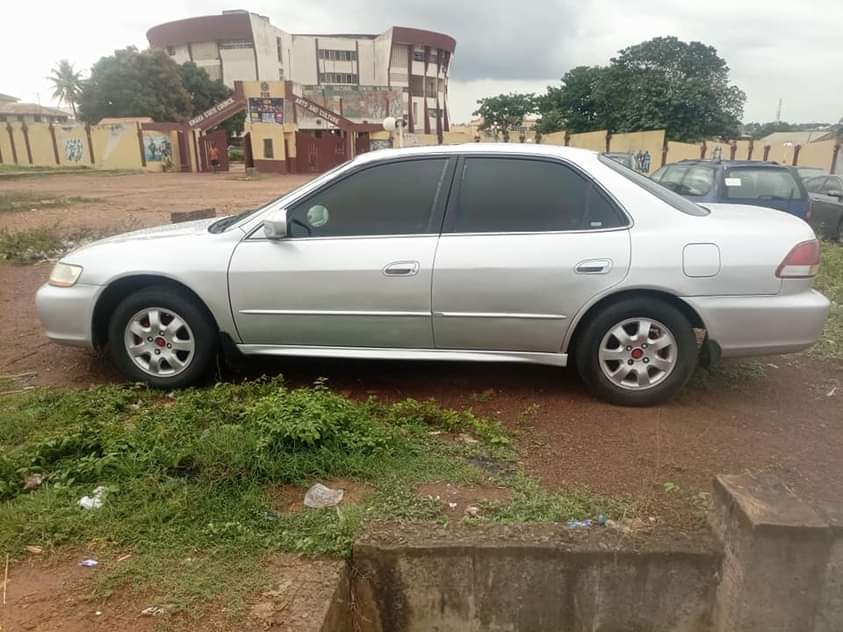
598;318;678;390
123;307;195;377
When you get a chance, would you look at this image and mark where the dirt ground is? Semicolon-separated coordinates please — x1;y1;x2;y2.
0;550;343;632
1;171;842;622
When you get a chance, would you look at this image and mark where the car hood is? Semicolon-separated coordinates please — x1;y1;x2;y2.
89;217;221;245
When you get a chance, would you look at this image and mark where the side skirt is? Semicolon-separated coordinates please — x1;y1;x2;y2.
236;344;568;367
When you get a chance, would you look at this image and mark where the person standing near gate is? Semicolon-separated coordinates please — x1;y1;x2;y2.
208;143;221;172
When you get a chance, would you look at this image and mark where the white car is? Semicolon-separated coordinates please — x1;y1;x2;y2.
36;144;830;405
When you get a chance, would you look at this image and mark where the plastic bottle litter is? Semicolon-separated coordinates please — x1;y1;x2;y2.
303;483;344;508
566;519;593;529
141;606;165;617
80;559;99;567
23;473;44;491
78;486;107;510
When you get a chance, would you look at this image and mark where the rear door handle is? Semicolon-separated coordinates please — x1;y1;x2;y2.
383;261;420;277
575;259;612;274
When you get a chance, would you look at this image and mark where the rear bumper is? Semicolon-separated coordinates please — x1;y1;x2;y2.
35;282;100;349
682;290;830;358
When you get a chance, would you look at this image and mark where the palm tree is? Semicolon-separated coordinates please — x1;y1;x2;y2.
48;60;83;119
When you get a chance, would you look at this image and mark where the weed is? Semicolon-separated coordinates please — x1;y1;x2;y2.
813;241;843;360
0;192;101;212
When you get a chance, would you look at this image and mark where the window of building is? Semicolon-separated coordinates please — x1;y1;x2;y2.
318;49;357;61
277;37;283;62
220;39;253;49
319;72;358;84
446;157;626;233
278;68;284;80
263;138;274;159
33;114;42;123
166;46;176;56
413;49;426;62
287;158;448;238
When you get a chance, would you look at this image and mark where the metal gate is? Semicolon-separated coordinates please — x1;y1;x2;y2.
295;131;348;173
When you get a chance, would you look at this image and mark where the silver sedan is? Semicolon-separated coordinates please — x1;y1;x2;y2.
36;145;830;405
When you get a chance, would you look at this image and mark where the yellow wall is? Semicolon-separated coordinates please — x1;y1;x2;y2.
0;124;17;164
666;141;702;163
8;124;29;164
765;142;796;166
609;130;665;174
27;124;58;166
797;139;836;171
441;130;473;145
542;131;566;145
734;140;752;160
705;141;733;161
90;123;143;169
568;130;607;151
248;122;287;161
54;125;92;167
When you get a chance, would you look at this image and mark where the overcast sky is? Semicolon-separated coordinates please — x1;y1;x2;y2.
3;0;841;124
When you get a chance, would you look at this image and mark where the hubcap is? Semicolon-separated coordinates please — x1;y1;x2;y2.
598;318;677;391
123;307;195;377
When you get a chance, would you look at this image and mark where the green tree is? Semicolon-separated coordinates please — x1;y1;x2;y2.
536;37;746;141
473;92;537;142
47;60;84;119
78;47;192;123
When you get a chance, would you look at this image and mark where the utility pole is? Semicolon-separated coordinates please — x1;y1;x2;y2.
776;98;782;123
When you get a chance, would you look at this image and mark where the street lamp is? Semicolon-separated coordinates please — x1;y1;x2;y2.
383;116;406;148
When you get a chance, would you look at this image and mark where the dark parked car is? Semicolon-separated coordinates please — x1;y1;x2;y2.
797;166;827;182
804;174;843;241
650;160;810;220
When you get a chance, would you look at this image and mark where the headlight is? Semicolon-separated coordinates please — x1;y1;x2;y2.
48;263;83;287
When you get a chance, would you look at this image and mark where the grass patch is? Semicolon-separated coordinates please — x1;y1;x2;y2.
0;191;101;212
0;165;138;179
0;378;624;616
0;221;137;263
813;240;843;360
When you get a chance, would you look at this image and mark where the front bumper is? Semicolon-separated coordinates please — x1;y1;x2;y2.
682;289;830;358
35;282;101;349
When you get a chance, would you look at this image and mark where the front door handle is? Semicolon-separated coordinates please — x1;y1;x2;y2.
575;259;612;274
383;261;420;277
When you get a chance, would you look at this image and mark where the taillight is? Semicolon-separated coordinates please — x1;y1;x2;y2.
776;239;820;278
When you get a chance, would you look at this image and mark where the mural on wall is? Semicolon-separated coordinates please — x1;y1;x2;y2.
143;135;172;162
302;86;404;123
369;138;392;151
64;138;84;162
248;97;284;124
633;150;652;173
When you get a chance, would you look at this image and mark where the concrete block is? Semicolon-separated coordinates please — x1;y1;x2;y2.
711;473;833;632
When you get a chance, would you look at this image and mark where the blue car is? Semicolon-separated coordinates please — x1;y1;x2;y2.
650;160;811;220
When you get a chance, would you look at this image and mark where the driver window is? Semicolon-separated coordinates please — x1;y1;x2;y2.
287;158;448;238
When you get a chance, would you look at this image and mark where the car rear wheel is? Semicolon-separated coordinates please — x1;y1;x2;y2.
108;286;217;388
575;298;697;406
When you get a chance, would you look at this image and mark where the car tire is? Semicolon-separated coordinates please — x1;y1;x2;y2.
108;286;217;388
574;298;697;406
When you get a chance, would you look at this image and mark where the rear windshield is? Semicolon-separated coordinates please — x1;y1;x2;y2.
598;154;709;216
655;165;715;196
724;168;805;201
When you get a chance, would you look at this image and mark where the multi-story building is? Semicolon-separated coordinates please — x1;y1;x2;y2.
146;10;455;136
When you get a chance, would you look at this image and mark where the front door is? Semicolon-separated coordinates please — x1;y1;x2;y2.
229;156;453;348
432;156;631;353
808;176;843;236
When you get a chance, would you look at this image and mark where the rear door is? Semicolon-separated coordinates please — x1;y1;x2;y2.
431;155;631;353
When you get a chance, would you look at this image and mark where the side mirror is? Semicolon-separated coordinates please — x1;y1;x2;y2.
263;209;288;239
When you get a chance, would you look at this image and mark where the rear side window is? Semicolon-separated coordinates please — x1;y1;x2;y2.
805;177;827;193
724;168;804;201
656;165;714;196
447;157;626;233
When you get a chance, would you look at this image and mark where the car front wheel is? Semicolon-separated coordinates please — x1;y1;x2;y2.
108;286;217;387
575;298;697;406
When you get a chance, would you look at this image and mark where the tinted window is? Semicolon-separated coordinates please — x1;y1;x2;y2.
287;158;447;237
598;154;710;216
658;166;689;192
724;168;804;201
682;166;715;196
821;177;842;194
650;166;668;182
805;177;827;193
448;157;625;233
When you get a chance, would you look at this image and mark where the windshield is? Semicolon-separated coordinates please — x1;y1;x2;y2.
724;168;804;201
598;154;710;216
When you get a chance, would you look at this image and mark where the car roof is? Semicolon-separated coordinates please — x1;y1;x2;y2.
354;142;598;165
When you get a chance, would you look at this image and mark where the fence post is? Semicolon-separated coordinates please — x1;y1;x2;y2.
700;141;707;159
6;123;18;164
21;122;33;164
793;144;802;166
763;145;771;161
747;139;754;161
831;144;841;175
661;139;668;167
49;123;60;165
85;124;95;165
